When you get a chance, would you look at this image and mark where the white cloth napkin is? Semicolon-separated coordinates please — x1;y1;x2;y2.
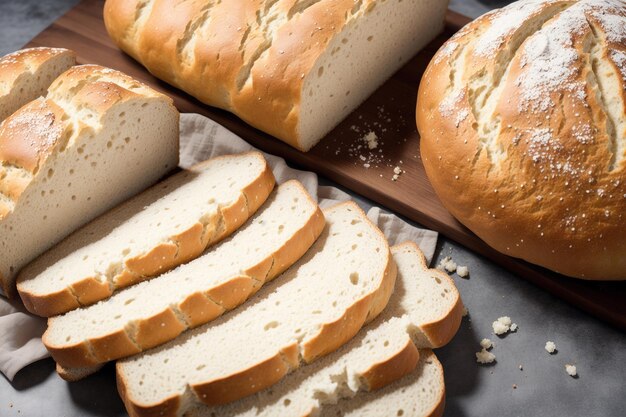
0;113;438;381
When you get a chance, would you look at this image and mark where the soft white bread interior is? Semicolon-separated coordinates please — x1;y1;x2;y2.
0;47;76;122
116;202;397;416
0;64;179;296
44;180;324;373
103;0;448;151
184;242;461;417
18;152;275;317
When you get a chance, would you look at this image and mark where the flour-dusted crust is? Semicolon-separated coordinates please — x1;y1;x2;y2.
0;47;76;123
1;64;179;296
18;152;275;317
417;0;626;280
104;0;448;151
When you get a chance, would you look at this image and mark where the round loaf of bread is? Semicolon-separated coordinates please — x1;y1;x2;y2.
417;0;626;280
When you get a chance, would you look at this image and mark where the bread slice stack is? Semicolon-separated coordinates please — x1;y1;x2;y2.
0;62;180;297
116;201;398;415
0;47;76;122
42;180;325;374
118;242;461;417
18;152;275;317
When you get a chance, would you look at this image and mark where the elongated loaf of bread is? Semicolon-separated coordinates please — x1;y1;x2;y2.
0;64;179;296
417;0;626;279
183;242;461;417
103;0;448;151
0;47;76;122
116;202;397;416
18;152;275;317
44;180;324;373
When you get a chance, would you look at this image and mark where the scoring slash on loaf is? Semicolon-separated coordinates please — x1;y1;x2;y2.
0;64;179;296
0;47;76;122
116;202;397;416
417;0;626;280
44;180;324;377
183;242;462;417
103;0;448;151
18;152;275;317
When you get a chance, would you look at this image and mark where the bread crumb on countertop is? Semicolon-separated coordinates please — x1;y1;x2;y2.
492;316;513;335
362;131;379;150
545;341;557;353
476;348;496;364
457;265;469;277
480;338;493;350
462;306;469;317
565;364;577;377
437;256;457;273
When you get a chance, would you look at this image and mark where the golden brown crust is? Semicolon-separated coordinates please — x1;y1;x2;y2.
0;98;67;174
56;362;104;382
360;338;420;391
417;0;626;280
191;342;298;406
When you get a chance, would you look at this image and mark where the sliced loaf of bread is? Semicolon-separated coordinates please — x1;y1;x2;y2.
18;152;274;317
116;202;397;416
182;242;461;417
44;180;324;372
0;47;76;122
0;64;179;296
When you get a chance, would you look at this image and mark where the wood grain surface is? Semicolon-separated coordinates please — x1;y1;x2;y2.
25;0;626;330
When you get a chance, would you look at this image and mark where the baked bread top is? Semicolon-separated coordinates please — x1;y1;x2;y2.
417;0;626;280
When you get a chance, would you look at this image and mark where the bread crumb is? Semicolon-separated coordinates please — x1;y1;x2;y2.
565;364;577;377
480;338;493;350
457;265;469;277
392;174;399;181
513;384;517;389
393;166;402;175
510;323;518;332
492;316;513;335
519;365;523;371
437;256;457;273
362;131;379;150
462;306;469;317
476;348;496;364
545;341;557;353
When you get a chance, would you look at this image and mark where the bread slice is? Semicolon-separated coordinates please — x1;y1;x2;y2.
116;202;396;416
0;64;179;297
0;47;76;122
320;350;445;417
181;242;460;417
43;180;325;372
104;0;448;151
17;152;275;317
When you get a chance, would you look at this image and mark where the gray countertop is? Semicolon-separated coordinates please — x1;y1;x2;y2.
1;1;625;417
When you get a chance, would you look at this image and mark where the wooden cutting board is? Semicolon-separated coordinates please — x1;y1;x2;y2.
26;0;626;330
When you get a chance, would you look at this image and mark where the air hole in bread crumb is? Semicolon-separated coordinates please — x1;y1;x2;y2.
264;321;279;331
124;298;135;306
350;272;359;285
196;364;206;371
283;399;291;406
47;169;54;178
